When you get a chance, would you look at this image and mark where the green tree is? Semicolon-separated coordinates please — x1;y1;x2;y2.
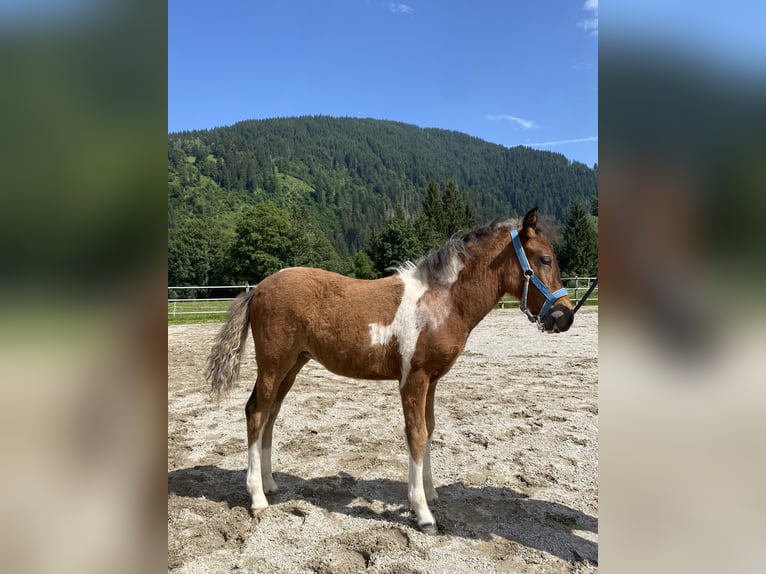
415;179;476;250
227;201;293;282
442;179;475;237
463;201;477;229
557;201;598;277
422;180;445;229
415;179;445;250
263;167;279;195
345;250;377;279
287;205;342;272
366;210;422;275
168;218;226;287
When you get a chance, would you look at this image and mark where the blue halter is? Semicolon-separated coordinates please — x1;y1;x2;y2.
510;229;569;324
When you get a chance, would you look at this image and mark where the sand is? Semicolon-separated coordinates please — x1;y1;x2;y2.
168;307;598;573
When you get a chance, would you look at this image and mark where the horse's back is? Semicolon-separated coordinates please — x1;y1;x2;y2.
253;267;402;316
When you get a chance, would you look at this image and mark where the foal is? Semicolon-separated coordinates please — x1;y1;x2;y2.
205;208;573;531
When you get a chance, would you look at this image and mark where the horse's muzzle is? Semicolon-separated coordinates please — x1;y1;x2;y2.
541;303;574;333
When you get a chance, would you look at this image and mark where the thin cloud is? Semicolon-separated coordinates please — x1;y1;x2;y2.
389;3;413;14
525;136;598;147
486;114;538;130
578;0;598;36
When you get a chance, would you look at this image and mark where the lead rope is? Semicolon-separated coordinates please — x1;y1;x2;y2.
571;278;598;315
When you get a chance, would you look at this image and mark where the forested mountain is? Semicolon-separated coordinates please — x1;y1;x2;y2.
168;116;597;285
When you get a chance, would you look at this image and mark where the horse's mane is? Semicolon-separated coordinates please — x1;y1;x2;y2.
404;216;557;286
406;219;515;285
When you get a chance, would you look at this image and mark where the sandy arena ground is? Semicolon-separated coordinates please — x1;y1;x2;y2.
168;307;598;573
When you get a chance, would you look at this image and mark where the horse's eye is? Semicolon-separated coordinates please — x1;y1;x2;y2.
540;256;552;265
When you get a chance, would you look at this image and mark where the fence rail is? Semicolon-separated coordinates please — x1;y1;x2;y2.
496;276;598;309
168;277;598;318
168;285;251;317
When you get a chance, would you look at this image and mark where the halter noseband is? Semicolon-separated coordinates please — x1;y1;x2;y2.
510;229;569;327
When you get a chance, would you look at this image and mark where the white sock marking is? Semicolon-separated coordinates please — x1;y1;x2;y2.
408;454;436;527
247;426;268;510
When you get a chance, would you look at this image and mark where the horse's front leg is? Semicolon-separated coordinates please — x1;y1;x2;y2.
400;370;437;532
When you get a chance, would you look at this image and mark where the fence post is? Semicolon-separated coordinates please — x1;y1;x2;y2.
173;301;176;317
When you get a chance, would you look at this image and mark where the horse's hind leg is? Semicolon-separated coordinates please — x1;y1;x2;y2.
244;355;299;514
244;375;272;514
260;354;309;493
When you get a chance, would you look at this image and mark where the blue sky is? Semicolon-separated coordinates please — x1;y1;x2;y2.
169;1;599;167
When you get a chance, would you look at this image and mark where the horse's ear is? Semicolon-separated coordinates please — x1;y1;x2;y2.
522;207;538;234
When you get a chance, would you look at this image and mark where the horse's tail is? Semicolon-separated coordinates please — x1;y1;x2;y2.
205;288;257;402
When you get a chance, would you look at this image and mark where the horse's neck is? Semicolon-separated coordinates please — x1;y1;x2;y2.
450;235;516;331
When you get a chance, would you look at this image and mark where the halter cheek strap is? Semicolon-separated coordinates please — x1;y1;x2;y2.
510;229;569;323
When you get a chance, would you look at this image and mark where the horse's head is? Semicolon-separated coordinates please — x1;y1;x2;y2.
509;208;574;333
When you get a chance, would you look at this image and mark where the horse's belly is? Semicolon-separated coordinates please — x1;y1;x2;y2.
309;344;400;381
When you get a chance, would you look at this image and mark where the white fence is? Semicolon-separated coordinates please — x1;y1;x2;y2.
168;285;251;317
168;277;597;318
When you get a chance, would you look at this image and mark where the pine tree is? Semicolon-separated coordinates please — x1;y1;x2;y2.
415;180;445;249
442;179;463;237
558;201;598;277
442;179;475;236
463;201;477;229
422;180;445;231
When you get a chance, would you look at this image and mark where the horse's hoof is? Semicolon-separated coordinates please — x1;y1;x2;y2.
418;521;438;535
250;503;268;518
262;474;279;493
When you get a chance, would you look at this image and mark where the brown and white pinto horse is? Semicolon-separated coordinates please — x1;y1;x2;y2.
205;208;573;532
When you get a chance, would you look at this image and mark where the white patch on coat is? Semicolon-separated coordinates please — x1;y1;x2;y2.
417;290;452;330
368;267;428;388
369;322;394;346
368;258;462;388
